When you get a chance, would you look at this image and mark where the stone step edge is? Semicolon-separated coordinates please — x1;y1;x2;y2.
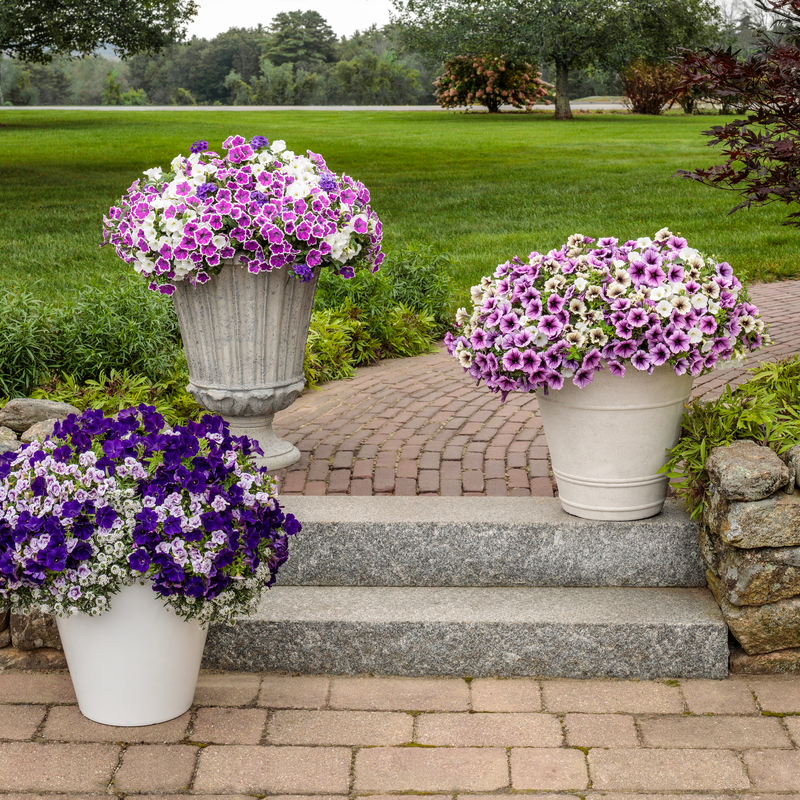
276;496;706;588
203;586;729;680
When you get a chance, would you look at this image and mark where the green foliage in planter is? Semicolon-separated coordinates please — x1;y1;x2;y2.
662;356;800;519
31;354;202;427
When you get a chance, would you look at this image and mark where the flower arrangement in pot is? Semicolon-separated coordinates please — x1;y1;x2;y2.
446;228;768;520
0;405;300;726
102;135;385;469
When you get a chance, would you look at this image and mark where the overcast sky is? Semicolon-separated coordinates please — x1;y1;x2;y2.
185;0;740;41
185;0;395;40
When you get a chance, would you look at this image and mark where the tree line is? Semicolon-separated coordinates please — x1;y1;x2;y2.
0;3;772;108
0;12;440;106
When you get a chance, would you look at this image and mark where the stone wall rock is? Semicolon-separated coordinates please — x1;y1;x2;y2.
781;443;800;492
703;440;800;659
702;527;800;605
705;486;800;549
0;426;20;455
706;440;789;501
708;570;800;654
730;643;800;674
20;418;58;444
0;398;79;434
10;610;62;651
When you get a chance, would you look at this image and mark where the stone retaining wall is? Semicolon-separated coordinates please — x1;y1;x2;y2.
702;440;800;671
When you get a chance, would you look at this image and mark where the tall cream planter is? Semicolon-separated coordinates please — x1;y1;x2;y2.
537;365;693;521
172;258;319;470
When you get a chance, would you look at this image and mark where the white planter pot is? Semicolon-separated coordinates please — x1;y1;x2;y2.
55;582;207;726
537;364;693;521
172;258;319;470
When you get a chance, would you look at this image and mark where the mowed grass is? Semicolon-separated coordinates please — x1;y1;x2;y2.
1;109;798;306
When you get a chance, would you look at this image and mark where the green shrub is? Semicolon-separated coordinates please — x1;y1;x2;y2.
0;289;56;397
434;55;552;113
51;275;182;384
662;356;800;519
315;243;456;339
381;244;456;339
304;308;359;388
32;354;202;427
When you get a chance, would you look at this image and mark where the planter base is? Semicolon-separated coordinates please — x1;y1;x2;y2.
553;468;669;521
224;414;300;470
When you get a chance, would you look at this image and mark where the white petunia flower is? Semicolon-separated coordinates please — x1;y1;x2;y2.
655;299;673;317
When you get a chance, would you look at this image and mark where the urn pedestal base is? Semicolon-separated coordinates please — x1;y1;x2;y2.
172;259;319;474
224;413;300;470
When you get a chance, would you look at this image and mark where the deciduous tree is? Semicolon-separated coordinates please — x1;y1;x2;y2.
674;0;800;226
392;0;722;118
0;0;198;62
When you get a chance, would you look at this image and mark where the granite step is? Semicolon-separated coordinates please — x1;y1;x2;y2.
204;586;729;679
277;496;706;588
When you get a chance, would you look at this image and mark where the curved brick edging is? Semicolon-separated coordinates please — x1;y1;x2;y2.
273;281;800;496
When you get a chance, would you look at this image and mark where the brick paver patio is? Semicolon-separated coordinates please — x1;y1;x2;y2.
273;280;800;497
0;671;799;794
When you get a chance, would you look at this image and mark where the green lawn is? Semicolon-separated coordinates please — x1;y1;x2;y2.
1;109;798;306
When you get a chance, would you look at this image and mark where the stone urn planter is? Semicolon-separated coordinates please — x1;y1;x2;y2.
173;257;318;470
102;135;384;474
538;365;693;520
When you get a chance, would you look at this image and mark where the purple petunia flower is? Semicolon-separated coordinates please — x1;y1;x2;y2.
190;140;209;154
607;359;626;377
502;349;524;371
613;339;639;359
631;350;653;370
538;315;563;339
697;315;718;335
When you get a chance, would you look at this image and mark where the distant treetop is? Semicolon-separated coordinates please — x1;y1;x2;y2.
0;0;198;63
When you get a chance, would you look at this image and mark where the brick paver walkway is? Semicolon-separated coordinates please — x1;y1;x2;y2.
274;280;800;497
0;671;799;794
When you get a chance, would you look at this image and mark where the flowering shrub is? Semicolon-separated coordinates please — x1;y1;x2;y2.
445;229;768;399
621;59;679;115
0;406;300;625
434;55;552;112
103;135;384;295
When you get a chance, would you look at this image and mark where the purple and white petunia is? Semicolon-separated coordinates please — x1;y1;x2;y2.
103;136;384;293
0;406;300;624
446;229;769;398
